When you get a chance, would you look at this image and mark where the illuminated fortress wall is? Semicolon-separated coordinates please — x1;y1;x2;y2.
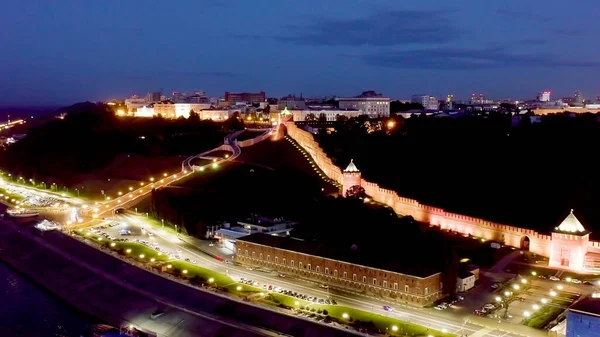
284;122;564;258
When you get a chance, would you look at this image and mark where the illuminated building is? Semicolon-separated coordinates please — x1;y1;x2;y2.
338;91;390;117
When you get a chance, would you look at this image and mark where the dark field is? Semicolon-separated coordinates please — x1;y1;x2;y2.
203;150;232;158
169;136;339;220
235;130;265;141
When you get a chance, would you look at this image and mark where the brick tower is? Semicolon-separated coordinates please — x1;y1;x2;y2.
342;159;361;196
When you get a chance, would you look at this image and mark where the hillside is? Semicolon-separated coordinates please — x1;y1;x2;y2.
0;102;225;187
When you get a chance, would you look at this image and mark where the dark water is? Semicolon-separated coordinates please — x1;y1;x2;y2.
0;257;96;337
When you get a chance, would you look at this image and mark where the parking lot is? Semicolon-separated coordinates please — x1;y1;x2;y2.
472;274;593;327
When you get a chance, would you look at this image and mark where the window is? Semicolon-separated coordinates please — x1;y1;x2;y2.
316;266;320;273
343;272;347;279
393;283;398;290
307;264;311;271
290;260;294;267
405;285;409;293
299;262;303;269
267;255;270;262
333;270;337;277
274;257;278;264
259;253;263;260
325;268;329;275
252;252;255;258
383;281;387;288
245;250;248;256
425;287;429;295
353;274;357;281
373;278;377;286
363;276;367;283
282;258;286;265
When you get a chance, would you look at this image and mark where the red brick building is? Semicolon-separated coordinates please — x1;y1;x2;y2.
224;91;266;104
236;234;444;305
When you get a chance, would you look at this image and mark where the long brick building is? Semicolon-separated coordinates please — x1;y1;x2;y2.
236;233;444;305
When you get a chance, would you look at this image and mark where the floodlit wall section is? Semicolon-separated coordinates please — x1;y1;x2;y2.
284;122;568;258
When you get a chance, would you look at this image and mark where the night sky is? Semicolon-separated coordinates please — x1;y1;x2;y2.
1;0;599;105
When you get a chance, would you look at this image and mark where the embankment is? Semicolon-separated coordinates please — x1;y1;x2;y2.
0;221;356;337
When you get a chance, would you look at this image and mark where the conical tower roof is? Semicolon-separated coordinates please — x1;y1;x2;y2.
556;209;586;233
344;159;360;172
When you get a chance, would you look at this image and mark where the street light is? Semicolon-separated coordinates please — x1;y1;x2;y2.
161;219;164;227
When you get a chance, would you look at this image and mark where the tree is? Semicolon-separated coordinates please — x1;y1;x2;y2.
336;114;348;123
345;185;366;199
318;113;327;122
189;109;200;121
305;113;316;121
263;105;271;114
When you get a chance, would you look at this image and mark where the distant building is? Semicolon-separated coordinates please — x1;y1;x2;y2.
278;94;306;110
135;105;155;117
548;210;600;273
445;94;454;110
224;91;266;105
215;216;297;252
174;103;212;118
153;101;176;118
574;90;585;106
338;91;390;117
146;92;162;102
291;108;360;122
566;294;600;337
411;95;439;111
537;91;551;102
469;94;494;105
124;95;148;113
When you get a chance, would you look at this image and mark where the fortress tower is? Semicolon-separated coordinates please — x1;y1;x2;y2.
342;159;361;196
548;210;591;272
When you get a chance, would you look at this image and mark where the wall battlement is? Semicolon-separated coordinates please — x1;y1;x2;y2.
284;122;600;262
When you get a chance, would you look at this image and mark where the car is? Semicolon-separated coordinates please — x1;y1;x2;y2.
491;284;499;289
383;305;393;312
571;279;582;284
483;303;496;310
434;305;444;310
549;276;560;281
319;284;329;289
278;273;286;278
583;281;593;285
209;243;214;247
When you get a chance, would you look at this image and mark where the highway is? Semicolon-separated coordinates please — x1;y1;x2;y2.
95;213;525;337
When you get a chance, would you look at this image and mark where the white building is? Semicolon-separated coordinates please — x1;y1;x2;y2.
198;108;241;121
291;109;360;122
411;95;439;111
135;106;155;117
338;91;390;117
174;103;213;118
125;95;148;113
537;91;551;102
456;271;476;292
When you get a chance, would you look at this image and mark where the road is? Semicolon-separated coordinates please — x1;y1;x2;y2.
94;213;529;337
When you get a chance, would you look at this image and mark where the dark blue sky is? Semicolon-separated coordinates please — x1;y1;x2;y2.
1;0;599;105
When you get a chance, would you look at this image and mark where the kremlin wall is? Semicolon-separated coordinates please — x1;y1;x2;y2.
283;122;600;273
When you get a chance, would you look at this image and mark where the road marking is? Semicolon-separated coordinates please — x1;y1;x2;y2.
470;327;494;337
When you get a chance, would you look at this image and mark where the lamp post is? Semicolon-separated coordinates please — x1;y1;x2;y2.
161;219;164;228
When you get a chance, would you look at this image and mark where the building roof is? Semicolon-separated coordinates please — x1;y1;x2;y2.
458;271;474;279
238;233;440;278
344;159;360;173
569;295;600;317
556;209;587;234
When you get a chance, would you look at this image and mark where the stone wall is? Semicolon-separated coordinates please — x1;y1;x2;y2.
237;130;273;148
284;122;561;257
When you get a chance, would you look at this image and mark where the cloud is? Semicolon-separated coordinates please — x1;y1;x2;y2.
496;9;548;22
516;38;547;45
277;9;462;47
354;48;600;70
120;71;237;81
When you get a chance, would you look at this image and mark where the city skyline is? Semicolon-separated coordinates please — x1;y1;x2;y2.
1;0;600;105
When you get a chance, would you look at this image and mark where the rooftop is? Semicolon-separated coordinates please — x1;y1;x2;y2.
569;295;600;317
238;233;440;278
344;159;360;173
555;209;588;234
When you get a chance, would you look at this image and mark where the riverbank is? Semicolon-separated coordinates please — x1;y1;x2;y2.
0;220;357;337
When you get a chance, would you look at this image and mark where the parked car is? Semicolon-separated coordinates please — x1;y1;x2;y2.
383;305;393;312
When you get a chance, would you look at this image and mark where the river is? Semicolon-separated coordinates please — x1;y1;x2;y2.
0;200;98;337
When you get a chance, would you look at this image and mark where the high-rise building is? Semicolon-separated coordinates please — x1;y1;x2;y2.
574;90;585;106
445;95;454;110
338;91;390;117
411;95;439;111
537;91;551;102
